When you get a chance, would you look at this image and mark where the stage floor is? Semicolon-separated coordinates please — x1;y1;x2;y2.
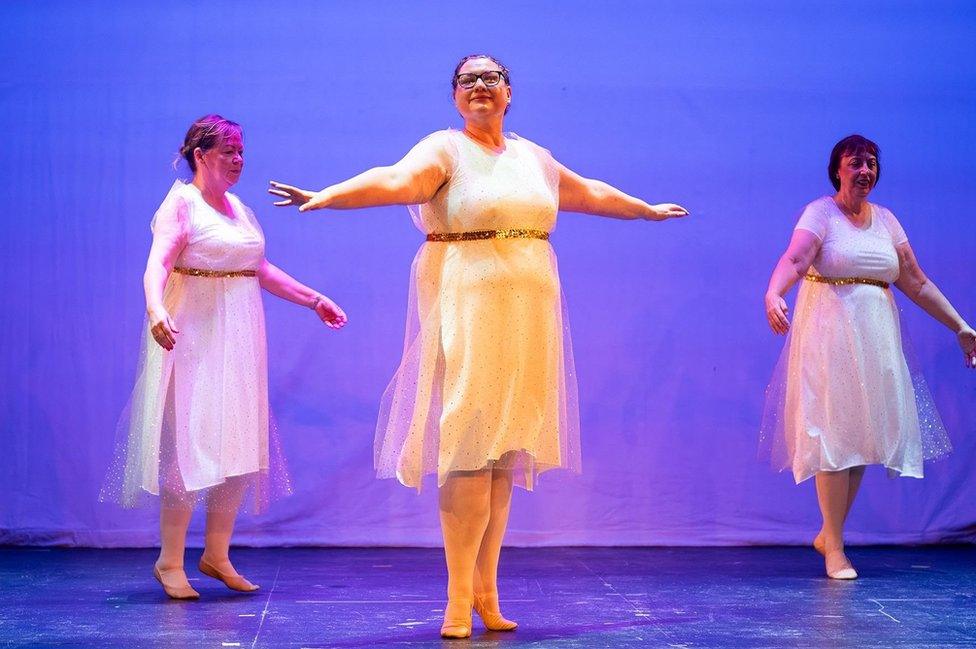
1;546;973;648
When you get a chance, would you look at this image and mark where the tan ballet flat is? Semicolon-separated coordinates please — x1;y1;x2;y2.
153;564;200;600
473;593;517;631
825;550;858;580
198;557;259;592
440;599;472;639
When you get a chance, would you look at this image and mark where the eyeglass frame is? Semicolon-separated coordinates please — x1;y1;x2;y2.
453;70;509;89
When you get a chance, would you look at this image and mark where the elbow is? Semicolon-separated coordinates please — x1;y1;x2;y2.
381;167;411;200
582;180;609;213
786;254;811;278
902;276;927;300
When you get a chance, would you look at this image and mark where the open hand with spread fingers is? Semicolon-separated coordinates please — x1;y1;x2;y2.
268;181;316;210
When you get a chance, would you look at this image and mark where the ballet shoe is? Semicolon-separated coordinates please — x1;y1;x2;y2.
439;599;472;639
198;557;259;592
813;532;826;556
473;592;518;631
825;550;858;580
153;564;200;600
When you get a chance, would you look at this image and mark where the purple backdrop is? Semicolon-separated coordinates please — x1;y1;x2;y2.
1;2;974;547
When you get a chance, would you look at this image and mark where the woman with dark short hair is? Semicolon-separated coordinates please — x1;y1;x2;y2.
102;115;347;600
270;54;688;637
761;134;975;579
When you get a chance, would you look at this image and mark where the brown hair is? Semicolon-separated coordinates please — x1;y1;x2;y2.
175;114;243;172
828;134;880;191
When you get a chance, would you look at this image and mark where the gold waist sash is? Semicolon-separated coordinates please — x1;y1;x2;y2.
426;228;550;242
173;266;257;278
804;274;889;289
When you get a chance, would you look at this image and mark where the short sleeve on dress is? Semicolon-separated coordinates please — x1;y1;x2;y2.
877;205;908;245
406;130;459;227
793;199;829;240
149;180;190;247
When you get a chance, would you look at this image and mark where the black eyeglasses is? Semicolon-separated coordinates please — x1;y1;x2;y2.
454;70;507;89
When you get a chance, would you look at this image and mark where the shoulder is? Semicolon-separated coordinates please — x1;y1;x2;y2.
870;201;895;219
416;129;457;151
156;181;194;216
793;196;834;239
227;191;260;222
803;195;833;212
509;133;551;157
871;202;908;242
406;129;458;160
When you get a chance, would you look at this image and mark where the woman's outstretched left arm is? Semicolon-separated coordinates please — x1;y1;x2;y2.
894;241;976;367
556;162;688;221
257;259;347;329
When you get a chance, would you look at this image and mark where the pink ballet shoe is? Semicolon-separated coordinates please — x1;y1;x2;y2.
198;557;259;592
440;599;472;639
153;563;200;600
474;592;518;631
825;550;858;580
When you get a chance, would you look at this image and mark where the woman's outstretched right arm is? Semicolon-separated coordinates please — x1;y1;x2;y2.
269;134;452;212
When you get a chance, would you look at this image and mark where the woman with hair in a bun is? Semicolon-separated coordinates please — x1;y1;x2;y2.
761;134;975;580
102;115;347;600
270;55;688;637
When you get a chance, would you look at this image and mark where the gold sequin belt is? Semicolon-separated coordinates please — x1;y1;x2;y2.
426;228;550;242
173;267;257;278
804;274;889;289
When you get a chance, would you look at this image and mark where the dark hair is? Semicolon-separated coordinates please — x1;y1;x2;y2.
452;54;511;115
828;134;880;191
175;114;243;172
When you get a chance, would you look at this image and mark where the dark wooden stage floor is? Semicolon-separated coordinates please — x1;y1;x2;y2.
1;546;974;647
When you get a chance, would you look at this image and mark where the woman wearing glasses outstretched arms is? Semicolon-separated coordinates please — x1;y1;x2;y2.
270;54;688;638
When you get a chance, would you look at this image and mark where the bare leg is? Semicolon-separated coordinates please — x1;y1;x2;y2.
473;467;517;630
814;465;865;555
200;477;258;591
815;469;858;579
438;470;492;637
154;506;198;598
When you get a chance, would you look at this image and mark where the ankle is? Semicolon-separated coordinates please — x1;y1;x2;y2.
155;557;184;571
201;552;231;565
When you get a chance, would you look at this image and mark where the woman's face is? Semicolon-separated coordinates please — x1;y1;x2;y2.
453;57;511;121
196;132;244;189
836;150;877;198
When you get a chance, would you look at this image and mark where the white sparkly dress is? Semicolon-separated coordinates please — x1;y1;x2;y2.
374;130;581;490
760;196;951;483
103;181;286;511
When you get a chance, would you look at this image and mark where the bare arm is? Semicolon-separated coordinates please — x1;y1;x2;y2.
556;162;688;220
894;241;976;367
764;229;821;335
143;201;188;350
256;259;347;329
269;134;452;212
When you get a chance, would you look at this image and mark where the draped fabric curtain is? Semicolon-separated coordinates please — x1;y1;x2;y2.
2;1;974;547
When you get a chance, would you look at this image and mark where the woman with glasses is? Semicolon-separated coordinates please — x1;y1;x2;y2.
102;115;347;600
270;54;688;637
761;134;975;580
